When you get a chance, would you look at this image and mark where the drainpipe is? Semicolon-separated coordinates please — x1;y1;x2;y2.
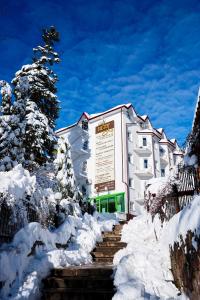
120;108;130;216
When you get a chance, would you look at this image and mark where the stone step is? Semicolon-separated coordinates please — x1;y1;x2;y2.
113;224;123;230
44;276;114;289
94;246;122;254
97;241;127;248
92;251;115;258
51;265;113;277
94;257;113;263
103;232;121;238
43;288;115;300
103;236;121;242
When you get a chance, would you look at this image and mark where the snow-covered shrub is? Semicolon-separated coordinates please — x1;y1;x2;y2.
0;213;117;300
145;171;180;220
0;165;57;233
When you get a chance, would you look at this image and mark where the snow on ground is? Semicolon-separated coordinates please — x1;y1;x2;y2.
113;212;189;300
163;195;200;249
0;212;117;300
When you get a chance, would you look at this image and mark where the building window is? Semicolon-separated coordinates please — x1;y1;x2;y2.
129;178;134;187
83;140;88;150
82;161;87;172
82;185;87;195
140;122;148;129
126;110;131;120
82;120;88;130
161;168;165;177
128;131;133;142
128;153;133;164
160;147;164;156
143;137;147;146
144;159;148;169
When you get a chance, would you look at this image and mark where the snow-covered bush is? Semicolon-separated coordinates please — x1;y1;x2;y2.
0;213;117;300
0;165;57;230
145;171;180;220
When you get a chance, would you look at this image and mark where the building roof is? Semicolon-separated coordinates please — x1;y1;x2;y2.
56;103;133;134
56;103;180;150
192;87;200;130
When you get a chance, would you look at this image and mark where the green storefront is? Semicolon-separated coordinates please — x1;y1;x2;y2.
90;192;125;213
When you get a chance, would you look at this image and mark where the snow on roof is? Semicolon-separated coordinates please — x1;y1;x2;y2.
159;138;170;143
140;115;148;120
56;103;133;133
192;87;200;130
88;103;132;119
170;138;176;144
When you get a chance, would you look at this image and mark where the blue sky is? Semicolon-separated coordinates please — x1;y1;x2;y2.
0;0;200;145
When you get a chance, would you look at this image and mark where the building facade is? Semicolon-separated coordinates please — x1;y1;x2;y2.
57;104;183;216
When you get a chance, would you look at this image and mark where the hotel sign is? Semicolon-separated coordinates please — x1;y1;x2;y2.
95;120;115;192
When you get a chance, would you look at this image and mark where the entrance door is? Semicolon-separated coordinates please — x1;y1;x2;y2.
108;197;115;213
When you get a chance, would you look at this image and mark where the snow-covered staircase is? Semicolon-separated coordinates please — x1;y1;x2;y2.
92;224;126;263
42;223;126;300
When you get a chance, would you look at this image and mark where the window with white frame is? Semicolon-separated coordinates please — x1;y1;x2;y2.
142;137;147;146
82;185;87;195
140;122;148;129
82;161;87;172
128;153;133;164
126;110;131;120
144;159;148;169
128;131;133;142
129;178;134;187
83;140;88;150
82;120;88;130
161;168;165;177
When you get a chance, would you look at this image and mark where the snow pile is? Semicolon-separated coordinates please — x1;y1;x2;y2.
146;176;169;195
113;213;188;300
163;195;200;248
145;172;180;218
0;164;56;225
0;213;117;300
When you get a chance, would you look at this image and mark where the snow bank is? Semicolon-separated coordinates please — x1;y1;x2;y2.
113;213;188;300
163;195;200;248
0;213;117;300
0;164;57;225
146;177;169;195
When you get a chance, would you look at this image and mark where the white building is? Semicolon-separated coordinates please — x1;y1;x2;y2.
57;103;183;216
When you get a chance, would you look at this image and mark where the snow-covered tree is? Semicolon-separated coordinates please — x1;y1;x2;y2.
0;82;25;171
54;137;75;199
11;26;61;169
0;80;12;115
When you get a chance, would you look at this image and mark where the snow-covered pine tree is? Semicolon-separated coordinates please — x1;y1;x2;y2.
54;137;75;200
0;82;25;171
12;26;61;169
0;80;12;115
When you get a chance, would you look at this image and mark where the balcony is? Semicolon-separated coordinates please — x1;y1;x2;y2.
135;166;154;178
160;153;169;165
134;144;152;155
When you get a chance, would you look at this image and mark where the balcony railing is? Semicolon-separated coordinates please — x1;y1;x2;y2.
135;166;154;177
134;144;152;155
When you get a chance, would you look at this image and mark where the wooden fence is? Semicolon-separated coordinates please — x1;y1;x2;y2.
164;165;200;220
